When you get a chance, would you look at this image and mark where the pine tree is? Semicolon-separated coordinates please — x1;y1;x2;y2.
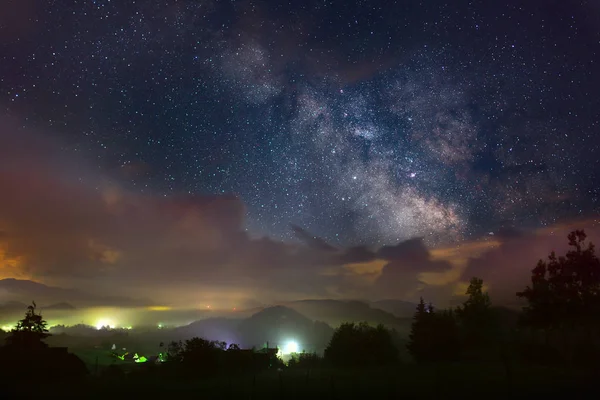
407;298;461;363
5;301;50;349
407;297;435;362
456;277;495;360
434;308;460;361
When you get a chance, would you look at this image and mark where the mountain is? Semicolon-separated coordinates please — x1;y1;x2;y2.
0;279;150;308
172;317;242;344
237;306;333;352
0;301;28;313
282;299;409;332
371;299;418;318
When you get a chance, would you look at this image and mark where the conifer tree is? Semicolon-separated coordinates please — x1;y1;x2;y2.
456;277;495;360
5;301;50;349
407;297;435;362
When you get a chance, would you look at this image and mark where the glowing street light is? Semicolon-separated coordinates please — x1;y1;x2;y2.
282;340;299;355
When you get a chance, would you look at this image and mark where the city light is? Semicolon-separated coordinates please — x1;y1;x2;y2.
95;319;114;330
147;306;172;311
282;340;299;355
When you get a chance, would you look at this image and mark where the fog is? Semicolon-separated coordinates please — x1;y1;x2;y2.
0;307;252;331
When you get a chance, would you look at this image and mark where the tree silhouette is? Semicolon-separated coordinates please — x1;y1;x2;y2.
518;230;600;330
324;322;398;367
5;301;50;349
457;277;491;316
227;343;241;351
287;351;322;369
407;298;434;362
517;230;600;365
456;277;495;360
407;298;460;363
433;308;461;361
176;337;225;374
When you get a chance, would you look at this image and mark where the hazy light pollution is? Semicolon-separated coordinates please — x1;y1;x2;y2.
0;0;599;308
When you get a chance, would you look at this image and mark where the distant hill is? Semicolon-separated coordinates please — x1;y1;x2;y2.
0;278;150;308
282;299;409;332
237;306;333;352
371;299;418;318
172;317;242;344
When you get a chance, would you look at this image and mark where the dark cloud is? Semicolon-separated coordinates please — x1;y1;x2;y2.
378;238;429;263
290;224;338;252
335;245;376;264
372;238;454;300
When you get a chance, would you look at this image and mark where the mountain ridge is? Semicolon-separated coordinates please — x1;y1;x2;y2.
0;278;151;308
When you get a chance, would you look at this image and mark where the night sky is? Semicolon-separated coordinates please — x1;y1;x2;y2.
1;0;600;306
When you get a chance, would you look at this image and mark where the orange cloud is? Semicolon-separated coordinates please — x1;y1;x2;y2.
0;247;29;280
423;239;502;286
343;258;386;280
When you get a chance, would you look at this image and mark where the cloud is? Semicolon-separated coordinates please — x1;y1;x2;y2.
460;221;600;306
347;237;456;301
335;245;376;265
0;119;457;305
0;119;346;303
5;117;595;308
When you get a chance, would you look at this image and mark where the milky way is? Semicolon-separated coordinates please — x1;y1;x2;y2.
1;0;599;248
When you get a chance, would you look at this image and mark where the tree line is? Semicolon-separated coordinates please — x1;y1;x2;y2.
406;229;600;370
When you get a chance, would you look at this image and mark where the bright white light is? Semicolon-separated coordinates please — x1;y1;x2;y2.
95;319;114;330
282;341;299;355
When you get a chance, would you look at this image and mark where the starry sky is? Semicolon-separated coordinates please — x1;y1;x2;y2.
1;0;600;306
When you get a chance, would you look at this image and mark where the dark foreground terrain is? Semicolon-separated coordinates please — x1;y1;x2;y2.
5;362;594;399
